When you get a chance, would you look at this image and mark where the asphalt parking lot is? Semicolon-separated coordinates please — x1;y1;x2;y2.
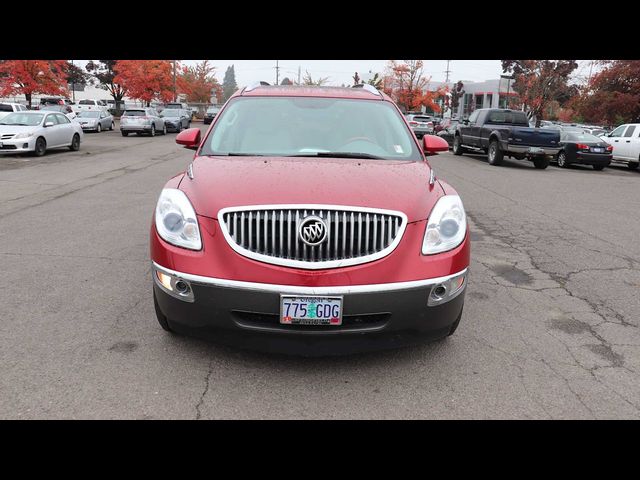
1;125;639;419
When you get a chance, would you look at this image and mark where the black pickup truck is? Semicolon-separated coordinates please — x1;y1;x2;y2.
453;108;561;169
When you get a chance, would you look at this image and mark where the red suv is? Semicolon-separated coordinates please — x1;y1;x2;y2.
150;84;470;355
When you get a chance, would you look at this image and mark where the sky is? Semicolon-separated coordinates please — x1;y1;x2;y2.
75;60;598;87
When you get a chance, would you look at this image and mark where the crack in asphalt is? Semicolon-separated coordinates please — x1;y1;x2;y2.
466;213;640;416
0;152;177;220
195;360;214;420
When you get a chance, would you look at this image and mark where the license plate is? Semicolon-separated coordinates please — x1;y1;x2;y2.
280;295;343;325
528;147;544;154
592;147;604;153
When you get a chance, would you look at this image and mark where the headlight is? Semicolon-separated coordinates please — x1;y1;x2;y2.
155;189;202;250
14;132;33;139
422;195;467;255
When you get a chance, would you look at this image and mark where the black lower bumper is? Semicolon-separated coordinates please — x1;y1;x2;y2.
153;277;466;356
571;153;612;166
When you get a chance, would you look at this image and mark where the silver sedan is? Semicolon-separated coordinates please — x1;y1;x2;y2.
75;110;115;132
0;111;83;156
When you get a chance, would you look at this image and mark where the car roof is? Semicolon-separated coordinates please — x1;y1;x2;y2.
237;84;389;101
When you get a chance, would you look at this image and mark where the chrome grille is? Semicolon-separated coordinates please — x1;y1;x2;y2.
219;205;407;269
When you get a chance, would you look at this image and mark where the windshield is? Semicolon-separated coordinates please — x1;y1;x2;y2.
0;113;44;126
40;105;62;112
161;109;181;117
201;97;421;160
79;100;95;105
78;111;100;118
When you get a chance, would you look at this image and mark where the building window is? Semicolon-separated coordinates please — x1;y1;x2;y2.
486;93;493;108
475;95;483;110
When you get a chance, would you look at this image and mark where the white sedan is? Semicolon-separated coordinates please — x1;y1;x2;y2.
0;110;83;156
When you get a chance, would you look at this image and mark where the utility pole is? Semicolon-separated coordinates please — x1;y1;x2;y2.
444;60;451;83
71;59;75;103
275;60;280;85
588;60;594;84
173;60;177;102
297;65;301;85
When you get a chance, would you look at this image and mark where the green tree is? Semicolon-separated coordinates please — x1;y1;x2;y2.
221;65;237;103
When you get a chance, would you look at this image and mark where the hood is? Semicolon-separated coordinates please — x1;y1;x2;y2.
0;124;41;134
179;156;443;223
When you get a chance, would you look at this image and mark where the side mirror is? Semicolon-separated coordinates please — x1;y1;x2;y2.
176;128;201;150
44;121;54;127
422;134;449;156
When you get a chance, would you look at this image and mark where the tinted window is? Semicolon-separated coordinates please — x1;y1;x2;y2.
413;116;432;122
123;110;146;116
623;126;636;137
487;110;529;125
0;104;13;112
56;113;70;124
202;96;422;161
79;100;95;105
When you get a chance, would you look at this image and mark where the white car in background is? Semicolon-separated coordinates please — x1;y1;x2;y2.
0;110;83;156
601;123;640;170
0;102;28;121
72;99;109;114
39;104;77;120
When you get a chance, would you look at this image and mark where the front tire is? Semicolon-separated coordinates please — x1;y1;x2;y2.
150;124;156;137
161;123;167;135
34;137;46;157
96;123;102;133
69;133;80;151
533;157;549;169
488;139;504;166
121;131;129;137
109;121;114;131
452;135;464;156
629;162;639;170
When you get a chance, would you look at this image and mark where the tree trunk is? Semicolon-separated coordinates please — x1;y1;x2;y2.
25;92;32;109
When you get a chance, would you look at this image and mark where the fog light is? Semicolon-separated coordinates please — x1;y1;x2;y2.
153;266;195;302
428;270;467;306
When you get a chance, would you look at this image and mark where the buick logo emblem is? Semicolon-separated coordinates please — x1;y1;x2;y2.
299;216;328;246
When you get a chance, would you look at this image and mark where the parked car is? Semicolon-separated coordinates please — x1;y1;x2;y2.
0;102;28;121
555;131;612;170
601;123;640;170
39;104;77;120
120;108;166;137
75;110;114;132
0;110;83;156
583;127;608;137
159;108;191;132
151;83;468;355
453;108;561;169
39;97;73;108
203;106;219;124
404;113;434;138
437;118;460;147
73;99;108;114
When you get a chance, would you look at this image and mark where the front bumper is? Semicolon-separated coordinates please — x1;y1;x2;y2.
0;137;36;153
152;262;467;355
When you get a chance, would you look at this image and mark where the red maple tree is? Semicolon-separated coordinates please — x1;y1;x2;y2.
382;60;447;113
0;60;69;107
114;60;174;106
501;60;578;127
177;60;222;103
573;60;640;126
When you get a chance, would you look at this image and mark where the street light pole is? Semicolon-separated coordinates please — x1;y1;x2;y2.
71;59;75;103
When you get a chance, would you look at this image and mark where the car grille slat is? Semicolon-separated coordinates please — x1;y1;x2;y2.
220;206;405;268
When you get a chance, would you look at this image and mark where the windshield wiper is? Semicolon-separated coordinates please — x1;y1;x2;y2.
222;152;269;157
288;152;385;160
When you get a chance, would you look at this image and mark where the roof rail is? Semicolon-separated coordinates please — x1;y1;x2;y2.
352;83;383;97
243;81;271;93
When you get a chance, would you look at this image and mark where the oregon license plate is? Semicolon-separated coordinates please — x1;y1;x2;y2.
528;147;544;154
280;295;343;325
592;147;604;153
